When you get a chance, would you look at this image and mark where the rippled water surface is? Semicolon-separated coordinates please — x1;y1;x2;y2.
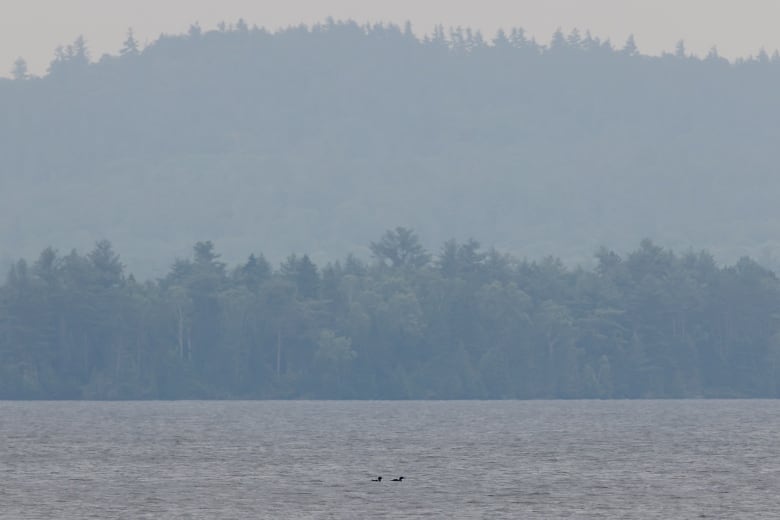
2;400;780;518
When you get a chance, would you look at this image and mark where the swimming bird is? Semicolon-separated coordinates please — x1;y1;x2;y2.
391;476;404;482
371;476;382;482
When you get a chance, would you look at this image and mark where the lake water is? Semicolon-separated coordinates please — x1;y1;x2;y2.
1;400;779;518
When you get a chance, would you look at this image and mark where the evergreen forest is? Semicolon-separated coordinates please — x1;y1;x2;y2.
2;231;780;399
3;21;780;275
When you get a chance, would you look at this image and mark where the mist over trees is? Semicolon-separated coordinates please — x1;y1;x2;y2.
3;20;780;276
2;232;780;399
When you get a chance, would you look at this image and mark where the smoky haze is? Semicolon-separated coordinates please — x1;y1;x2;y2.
4;0;780;75
3;13;780;403
3;22;780;275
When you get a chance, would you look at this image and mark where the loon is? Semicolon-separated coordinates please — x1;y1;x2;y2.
391;476;404;482
371;476;382;482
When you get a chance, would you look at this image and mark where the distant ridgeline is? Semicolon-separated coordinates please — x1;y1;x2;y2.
3;21;780;275
2;230;780;399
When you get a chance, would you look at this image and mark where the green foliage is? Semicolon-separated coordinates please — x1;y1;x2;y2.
2;234;780;399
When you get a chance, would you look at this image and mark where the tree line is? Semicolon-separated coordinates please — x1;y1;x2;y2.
3;20;780;277
2;228;779;399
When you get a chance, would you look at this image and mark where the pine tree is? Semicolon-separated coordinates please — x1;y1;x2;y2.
622;35;638;56
120;28;140;56
11;57;28;80
675;40;687;59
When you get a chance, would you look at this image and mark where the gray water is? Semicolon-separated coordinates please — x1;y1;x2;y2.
1;401;779;519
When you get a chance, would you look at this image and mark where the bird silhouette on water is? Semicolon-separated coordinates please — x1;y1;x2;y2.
391;476;404;482
371;476;382;482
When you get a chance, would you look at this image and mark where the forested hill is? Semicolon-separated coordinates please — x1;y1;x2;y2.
3;21;780;275
2;232;780;399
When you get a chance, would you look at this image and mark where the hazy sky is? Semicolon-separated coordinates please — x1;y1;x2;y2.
3;0;780;75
